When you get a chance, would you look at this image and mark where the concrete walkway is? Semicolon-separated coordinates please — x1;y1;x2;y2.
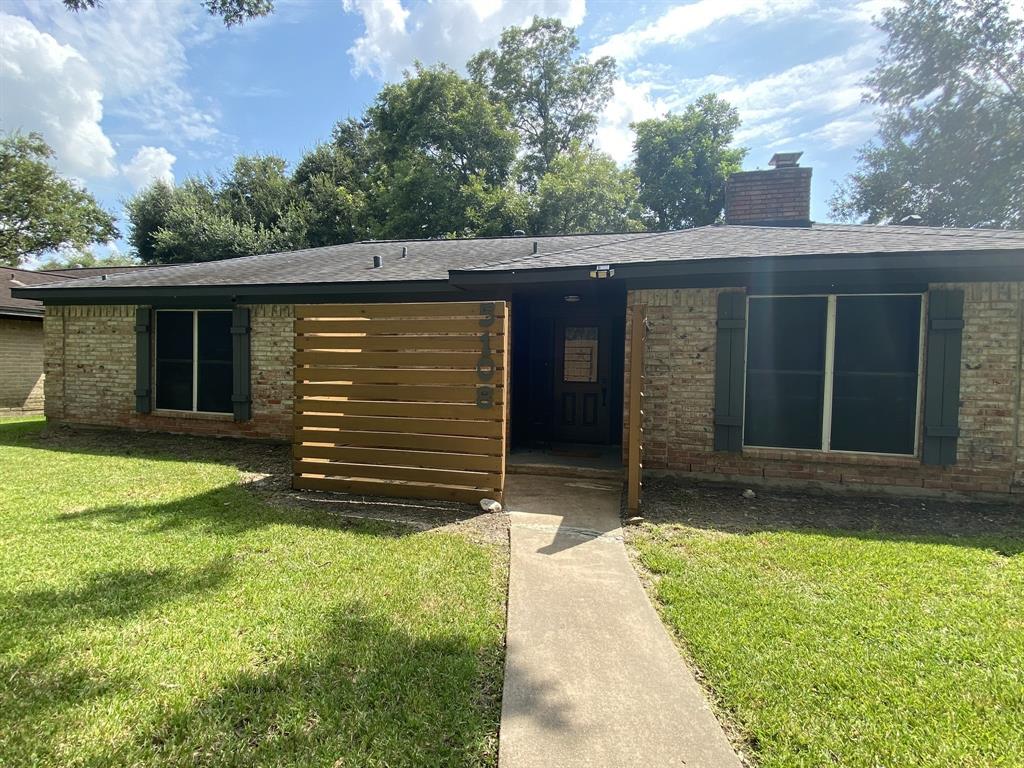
499;475;742;768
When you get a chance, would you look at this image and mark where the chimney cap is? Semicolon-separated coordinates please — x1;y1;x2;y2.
768;151;803;168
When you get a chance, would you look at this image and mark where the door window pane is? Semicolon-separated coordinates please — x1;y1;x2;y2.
156;311;193;410
830;295;921;454
744;297;828;449
564;326;599;382
197;311;233;413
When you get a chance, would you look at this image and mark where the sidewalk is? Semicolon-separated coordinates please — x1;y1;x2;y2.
498;474;743;768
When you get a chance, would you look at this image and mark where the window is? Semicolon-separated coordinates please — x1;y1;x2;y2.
155;310;233;413
563;326;599;382
743;294;923;455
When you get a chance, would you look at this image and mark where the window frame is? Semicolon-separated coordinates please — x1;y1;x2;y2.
153;308;233;416
741;293;926;457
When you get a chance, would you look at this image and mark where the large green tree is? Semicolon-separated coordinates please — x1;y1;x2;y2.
531;144;643;234
632;95;746;230
0;132;118;267
364;64;520;238
468;17;616;184
831;0;1023;228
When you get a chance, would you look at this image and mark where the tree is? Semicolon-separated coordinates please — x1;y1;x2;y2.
831;0;1024;228
632;95;746;230
0;131;118;267
125;181;175;264
63;0;273;27
468;17;616;184
532;144;643;234
38;249;137;270
364;64;520;238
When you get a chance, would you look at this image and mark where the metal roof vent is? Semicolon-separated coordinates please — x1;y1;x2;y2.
899;214;923;226
768;151;802;168
372;255;383;268
533;241;539;254
513;229;526;237
401;246;408;258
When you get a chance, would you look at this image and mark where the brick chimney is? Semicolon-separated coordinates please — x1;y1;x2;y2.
725;152;812;226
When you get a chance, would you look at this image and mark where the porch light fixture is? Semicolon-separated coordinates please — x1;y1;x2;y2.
564;294;581;303
589;264;615;279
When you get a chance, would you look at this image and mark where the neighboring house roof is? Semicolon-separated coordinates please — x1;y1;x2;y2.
2;265;154;317
12;224;1024;301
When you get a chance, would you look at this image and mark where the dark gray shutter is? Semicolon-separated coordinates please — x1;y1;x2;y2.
231;306;252;422
134;307;152;413
922;289;964;465
714;291;747;451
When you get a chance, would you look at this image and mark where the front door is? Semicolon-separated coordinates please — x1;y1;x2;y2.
552;316;611;443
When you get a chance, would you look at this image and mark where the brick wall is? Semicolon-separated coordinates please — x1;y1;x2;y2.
43;304;293;441
0;317;45;414
725;166;812;226
626;283;1024;496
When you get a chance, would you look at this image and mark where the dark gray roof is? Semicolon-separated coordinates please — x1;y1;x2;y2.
13;224;1024;298
460;223;1024;272
2;266;156;315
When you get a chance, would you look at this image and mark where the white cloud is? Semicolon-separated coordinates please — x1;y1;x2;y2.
121;145;176;189
13;0;223;148
0;13;117;177
341;0;587;80
590;0;813;63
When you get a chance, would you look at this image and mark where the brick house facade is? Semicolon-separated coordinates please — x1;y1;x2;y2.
625;282;1024;495
0;317;45;414
43;304;294;441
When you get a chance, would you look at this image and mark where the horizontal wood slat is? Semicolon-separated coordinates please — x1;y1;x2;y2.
295;350;503;369
294;382;504;404
294;444;503;472
296;301;505;320
294;301;508;505
295;413;502;438
296;428;501;455
294;460;500;489
295;335;506;352
296;399;503;420
293;476;491;505
295;318;504;335
297;368;495;385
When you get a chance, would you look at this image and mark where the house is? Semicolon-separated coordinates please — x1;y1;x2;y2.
13;154;1024;500
1;266;152;415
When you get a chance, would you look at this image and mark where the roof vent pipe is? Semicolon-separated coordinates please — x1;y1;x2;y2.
401;246;408;258
533;241;539;254
372;255;383;268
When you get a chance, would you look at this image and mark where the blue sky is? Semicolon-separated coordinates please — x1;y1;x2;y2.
1;0;895;257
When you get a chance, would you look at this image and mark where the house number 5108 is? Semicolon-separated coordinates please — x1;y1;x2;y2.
476;303;496;409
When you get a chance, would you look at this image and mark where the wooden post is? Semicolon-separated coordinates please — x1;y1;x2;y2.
497;304;511;504
627;303;645;513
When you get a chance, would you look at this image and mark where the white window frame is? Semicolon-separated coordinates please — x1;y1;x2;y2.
154;309;233;415
741;293;926;457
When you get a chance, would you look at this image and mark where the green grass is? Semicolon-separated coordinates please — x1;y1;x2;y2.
0;417;506;767
631;490;1024;768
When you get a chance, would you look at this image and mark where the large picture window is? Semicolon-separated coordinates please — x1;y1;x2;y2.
743;294;923;455
155;310;233;413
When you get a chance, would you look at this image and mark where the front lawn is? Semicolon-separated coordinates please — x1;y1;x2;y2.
629;478;1024;768
0;417;506;767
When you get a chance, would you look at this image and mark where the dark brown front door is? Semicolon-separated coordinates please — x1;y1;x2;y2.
552;316;611;443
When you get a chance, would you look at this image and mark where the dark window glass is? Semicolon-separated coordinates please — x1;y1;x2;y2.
830;295;921;454
744;297;828;449
155;311;193;410
197;312;233;413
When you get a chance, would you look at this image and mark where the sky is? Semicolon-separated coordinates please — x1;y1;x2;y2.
1;0;899;258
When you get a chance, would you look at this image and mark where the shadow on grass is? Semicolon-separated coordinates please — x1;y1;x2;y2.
638;476;1024;556
101;604;500;768
0;558;234;739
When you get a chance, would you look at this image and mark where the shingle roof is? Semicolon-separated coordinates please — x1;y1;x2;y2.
13;224;1024;297
2;266;157;315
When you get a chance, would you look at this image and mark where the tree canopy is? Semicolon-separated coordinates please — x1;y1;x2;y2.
633;95;746;230
469;17;616;185
0;132;118;267
831;0;1023;228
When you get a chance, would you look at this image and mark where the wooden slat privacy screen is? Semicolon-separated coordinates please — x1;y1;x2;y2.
293;301;509;504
